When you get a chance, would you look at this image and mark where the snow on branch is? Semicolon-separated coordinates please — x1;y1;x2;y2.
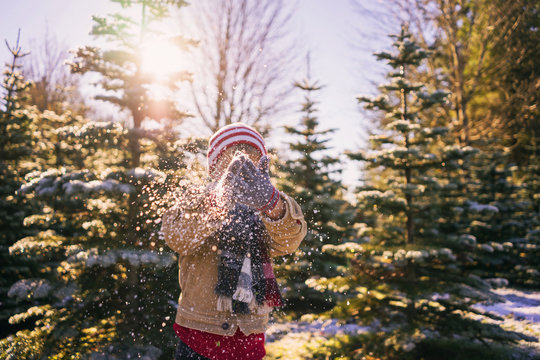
8;279;52;301
20;166;167;198
67;248;176;269
63;179;134;195
466;200;499;213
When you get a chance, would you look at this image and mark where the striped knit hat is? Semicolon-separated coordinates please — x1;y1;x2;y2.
207;123;267;179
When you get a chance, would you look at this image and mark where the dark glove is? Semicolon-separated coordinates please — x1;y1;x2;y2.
213;153;246;209
234;154;280;212
216;152;279;212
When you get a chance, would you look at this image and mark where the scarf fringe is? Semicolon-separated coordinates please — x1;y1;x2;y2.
249;297;258;311
256;303;273;315
233;287;253;303
217;295;232;312
215;205;283;315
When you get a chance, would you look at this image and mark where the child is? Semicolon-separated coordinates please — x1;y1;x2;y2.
161;123;307;360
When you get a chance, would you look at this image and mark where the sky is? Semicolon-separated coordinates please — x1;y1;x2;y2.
1;0;397;188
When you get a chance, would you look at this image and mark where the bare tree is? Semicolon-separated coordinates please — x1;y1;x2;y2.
180;0;300;134
21;27;85;114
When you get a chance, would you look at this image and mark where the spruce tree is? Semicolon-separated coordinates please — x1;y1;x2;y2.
443;139;540;290
276;74;353;312
1;2;198;358
511;149;540;288
458;147;529;288
307;26;533;359
0;116;187;359
69;0;195;242
0;32;36;338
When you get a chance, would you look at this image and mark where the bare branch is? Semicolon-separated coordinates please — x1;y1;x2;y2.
180;0;301;133
21;26;85;114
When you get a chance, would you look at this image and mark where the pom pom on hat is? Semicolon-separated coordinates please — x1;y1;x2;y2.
207;123;267;178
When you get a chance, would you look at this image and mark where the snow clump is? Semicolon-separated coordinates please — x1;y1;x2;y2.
467;201;499;213
8;279;52;301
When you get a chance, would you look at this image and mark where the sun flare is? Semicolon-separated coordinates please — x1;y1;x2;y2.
140;39;185;78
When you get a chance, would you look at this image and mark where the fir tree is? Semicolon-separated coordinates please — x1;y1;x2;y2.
307;26;533;359
276;73;353;312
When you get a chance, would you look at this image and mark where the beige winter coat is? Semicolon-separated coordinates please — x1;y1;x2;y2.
161;186;307;336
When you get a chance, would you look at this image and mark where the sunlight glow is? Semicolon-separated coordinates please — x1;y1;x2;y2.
140;39;184;78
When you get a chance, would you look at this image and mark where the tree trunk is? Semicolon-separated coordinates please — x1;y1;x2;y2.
401;62;414;245
405;168;414;244
126;107;143;244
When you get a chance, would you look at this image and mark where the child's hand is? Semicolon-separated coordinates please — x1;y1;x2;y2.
216;153;279;212
235;155;279;212
215;152;248;207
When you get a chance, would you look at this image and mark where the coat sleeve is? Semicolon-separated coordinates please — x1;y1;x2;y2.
261;192;308;257
160;185;225;256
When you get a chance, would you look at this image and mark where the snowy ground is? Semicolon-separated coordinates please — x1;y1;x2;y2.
475;287;540;323
266;318;371;343
265;318;372;359
474;287;540;356
265;287;540;359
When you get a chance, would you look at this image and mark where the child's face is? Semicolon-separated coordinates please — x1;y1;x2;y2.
213;144;261;179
